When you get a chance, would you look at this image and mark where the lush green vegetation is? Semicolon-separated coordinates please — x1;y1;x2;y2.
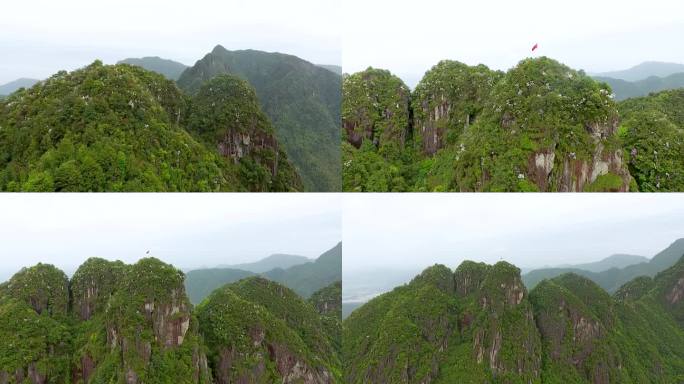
0;60;302;191
187;74;302;191
196;277;341;382
341;68;414;192
178;45;341;191
618;88;684;191
342;57;649;192
0;256;342;382
310;281;342;353
344;251;684;383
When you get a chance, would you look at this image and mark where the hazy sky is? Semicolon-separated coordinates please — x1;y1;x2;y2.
0;0;341;84
343;0;684;87
0;194;341;282
343;194;684;273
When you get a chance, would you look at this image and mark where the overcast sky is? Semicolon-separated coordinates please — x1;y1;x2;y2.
343;0;684;87
0;0;341;84
343;194;684;273
0;194;341;282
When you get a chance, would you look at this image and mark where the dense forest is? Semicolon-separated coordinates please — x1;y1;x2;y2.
0;61;301;192
342;57;684;192
0;257;341;383
0;46;342;192
343;245;684;383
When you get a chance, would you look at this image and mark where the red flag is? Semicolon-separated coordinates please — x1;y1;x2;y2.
532;43;539;52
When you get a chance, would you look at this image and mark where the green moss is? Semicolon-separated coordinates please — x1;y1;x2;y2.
584;173;627;192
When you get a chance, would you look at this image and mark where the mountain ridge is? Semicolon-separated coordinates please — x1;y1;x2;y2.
177;45;342;191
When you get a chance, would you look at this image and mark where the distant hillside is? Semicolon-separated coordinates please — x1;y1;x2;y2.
593;61;684;81
594;73;684;100
178;45;342;191
184;267;255;304
117;56;188;80
264;242;342;298
523;238;684;292
554;253;648;272
185;243;342;303
318;64;342;75
0;78;39;95
218;253;311;273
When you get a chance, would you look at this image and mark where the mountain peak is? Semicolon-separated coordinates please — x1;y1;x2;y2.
212;44;227;54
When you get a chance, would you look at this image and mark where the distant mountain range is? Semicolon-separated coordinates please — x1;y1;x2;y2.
117;56;188;80
217;253;311;273
591;61;684;100
185;242;342;304
523;238;684;292
0;77;39;95
543;253;648;273
592;61;684;81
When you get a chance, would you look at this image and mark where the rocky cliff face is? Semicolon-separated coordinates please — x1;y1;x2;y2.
412;61;502;156
453;57;632;192
455;261;542;381
101;258;209;383
197;277;339;383
187;74;302;191
530;276;620;383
